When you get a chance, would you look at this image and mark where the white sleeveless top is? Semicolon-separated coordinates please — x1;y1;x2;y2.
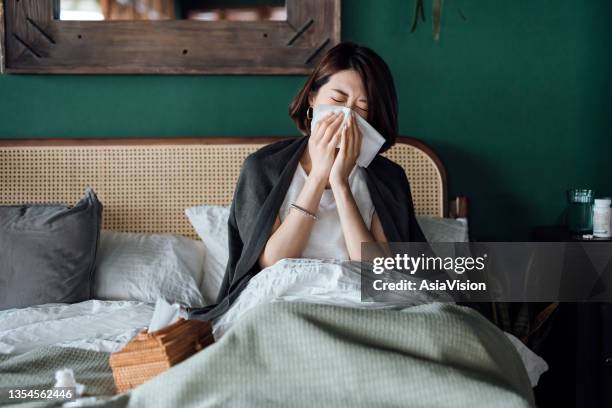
279;162;375;260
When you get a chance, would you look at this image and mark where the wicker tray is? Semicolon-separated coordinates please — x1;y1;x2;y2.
110;318;214;393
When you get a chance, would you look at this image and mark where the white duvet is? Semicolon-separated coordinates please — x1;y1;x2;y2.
213;258;450;337
0;300;153;354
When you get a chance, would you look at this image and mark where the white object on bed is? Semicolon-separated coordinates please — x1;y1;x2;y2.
0;300;154;354
185;205;231;304
94;230;205;307
54;368;86;396
212;258;445;338
147;298;187;333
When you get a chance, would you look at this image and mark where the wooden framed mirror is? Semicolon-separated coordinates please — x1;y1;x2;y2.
0;0;340;74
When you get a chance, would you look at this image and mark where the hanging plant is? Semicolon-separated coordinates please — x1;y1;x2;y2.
411;0;443;41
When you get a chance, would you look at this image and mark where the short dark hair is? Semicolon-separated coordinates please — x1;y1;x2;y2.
289;42;398;152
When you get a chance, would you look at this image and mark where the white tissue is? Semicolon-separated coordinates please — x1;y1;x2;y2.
310;104;386;168
147;298;185;333
54;368;85;396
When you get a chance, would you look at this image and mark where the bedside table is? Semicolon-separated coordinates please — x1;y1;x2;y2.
532;225;612;242
531;225;612;408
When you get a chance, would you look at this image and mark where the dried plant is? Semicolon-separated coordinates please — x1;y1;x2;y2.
411;0;443;41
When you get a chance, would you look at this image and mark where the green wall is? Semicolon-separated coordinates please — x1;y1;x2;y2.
1;1;610;240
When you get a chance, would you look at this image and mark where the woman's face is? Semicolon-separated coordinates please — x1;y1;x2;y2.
309;69;369;120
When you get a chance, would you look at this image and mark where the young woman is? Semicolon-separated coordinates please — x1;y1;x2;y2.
258;41;425;266
188;42;425;321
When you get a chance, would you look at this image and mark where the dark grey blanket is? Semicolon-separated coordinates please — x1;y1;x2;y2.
188;136;426;320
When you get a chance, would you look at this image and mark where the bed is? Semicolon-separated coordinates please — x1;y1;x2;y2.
0;136;540;407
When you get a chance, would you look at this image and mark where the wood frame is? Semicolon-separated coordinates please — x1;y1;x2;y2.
0;0;5;73
0;136;464;219
2;0;340;74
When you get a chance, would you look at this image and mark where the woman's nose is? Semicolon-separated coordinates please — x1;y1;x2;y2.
345;101;358;111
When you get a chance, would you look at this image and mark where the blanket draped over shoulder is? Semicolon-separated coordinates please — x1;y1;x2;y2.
187;136;426;320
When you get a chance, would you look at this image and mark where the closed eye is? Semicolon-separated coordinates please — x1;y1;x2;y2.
332;97;368;112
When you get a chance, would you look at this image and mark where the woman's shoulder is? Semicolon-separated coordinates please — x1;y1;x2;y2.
368;153;408;181
242;137;306;171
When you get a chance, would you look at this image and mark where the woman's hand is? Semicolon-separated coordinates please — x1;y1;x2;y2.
328;112;376;261
330;111;362;189
308;111;345;184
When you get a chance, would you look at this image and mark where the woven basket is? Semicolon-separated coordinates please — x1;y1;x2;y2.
110;318;214;393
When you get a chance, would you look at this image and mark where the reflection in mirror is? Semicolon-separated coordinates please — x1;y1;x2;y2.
57;0;287;21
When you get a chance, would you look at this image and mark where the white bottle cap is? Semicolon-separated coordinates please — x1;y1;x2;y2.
594;198;611;207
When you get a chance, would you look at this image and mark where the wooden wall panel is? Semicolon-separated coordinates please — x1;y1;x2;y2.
0;0;4;73
2;0;341;74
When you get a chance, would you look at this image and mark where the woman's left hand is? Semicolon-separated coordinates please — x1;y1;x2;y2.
329;111;362;189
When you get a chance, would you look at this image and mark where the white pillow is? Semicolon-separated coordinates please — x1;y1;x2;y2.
94;230;205;307
185;205;230;305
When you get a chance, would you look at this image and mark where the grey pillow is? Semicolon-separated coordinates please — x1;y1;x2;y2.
0;188;103;310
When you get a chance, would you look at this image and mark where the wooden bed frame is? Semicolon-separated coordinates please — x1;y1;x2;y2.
0;136;467;239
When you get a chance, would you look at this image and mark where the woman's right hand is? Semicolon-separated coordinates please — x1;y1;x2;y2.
308;111;345;183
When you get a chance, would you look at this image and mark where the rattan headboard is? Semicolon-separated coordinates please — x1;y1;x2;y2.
0;137;447;239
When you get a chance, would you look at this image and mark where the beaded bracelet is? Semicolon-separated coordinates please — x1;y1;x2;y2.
289;203;318;220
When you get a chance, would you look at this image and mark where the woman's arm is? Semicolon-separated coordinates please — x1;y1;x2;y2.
258;111;345;268
258;173;327;268
330;112;387;261
332;183;378;261
370;211;388;243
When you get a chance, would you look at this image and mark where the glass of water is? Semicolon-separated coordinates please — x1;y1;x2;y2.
567;189;594;234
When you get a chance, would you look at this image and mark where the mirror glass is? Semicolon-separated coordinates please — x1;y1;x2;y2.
56;0;287;21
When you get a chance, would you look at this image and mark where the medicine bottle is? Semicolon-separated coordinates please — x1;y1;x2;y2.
593;198;611;238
